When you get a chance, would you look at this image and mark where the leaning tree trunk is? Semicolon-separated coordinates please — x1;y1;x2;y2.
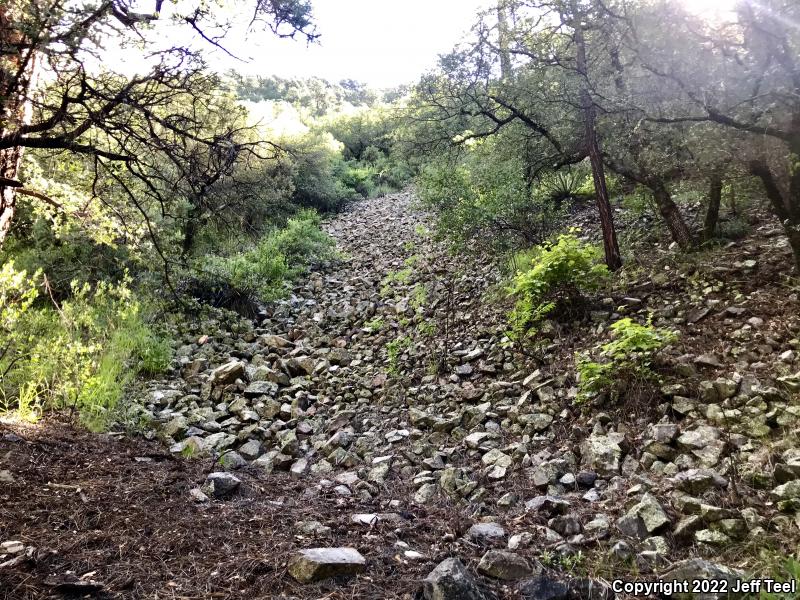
651;182;695;250
703;174;723;242
751;158;800;272
0;5;39;245
570;0;622;271
586;131;622;269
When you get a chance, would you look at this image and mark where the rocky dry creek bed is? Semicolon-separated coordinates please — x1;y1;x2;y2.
2;191;800;599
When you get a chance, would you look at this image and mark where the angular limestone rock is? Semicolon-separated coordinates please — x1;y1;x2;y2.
423;557;495;600
478;550;535;580
287;547;366;583
288;548;366;583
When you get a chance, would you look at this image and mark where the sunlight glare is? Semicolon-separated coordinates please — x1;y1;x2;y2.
679;0;740;21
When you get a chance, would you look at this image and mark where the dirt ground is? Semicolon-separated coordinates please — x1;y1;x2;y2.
0;417;509;600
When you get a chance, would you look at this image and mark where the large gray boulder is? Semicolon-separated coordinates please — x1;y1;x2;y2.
467;522;506;544
628;493;671;533
205;472;241;497
661;559;744;599
423;558;495;600
581;433;625;476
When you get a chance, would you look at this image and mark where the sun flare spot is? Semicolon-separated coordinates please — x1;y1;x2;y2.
679;0;740;21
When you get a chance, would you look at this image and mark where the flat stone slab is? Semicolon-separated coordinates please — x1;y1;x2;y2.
467;522;506;543
478;550;534;580
211;360;245;385
287;547;366;583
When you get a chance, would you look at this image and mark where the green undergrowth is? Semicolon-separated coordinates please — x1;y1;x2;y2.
387;335;412;375
190;209;337;306
576;317;677;404
507;231;609;340
0;263;171;430
754;556;800;600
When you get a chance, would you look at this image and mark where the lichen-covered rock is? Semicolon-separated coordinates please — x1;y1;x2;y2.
581;433;625;476
467;522;506;544
478;550;535;580
628;493;671;533
671;468;728;494
660;559;744;599
424;557;495;600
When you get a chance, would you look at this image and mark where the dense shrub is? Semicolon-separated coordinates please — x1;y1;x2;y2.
288;135;357;212
270;209;334;265
188;209;336;312
508;232;609;339
418;149;567;253
0;263;171;429
340;162;378;198
3;222;135;301
576;318;677;404
323;105;412;195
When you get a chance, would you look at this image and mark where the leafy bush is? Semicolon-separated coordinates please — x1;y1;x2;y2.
508;232;609;339
340;162;378;197
364;317;384;333
387;335;412;375
189;209;335;312
417;146;567;253
323;105;412;194
758;556;800;600
0;264;171;428
576;318;677;404
288;134;357;212
371;183;396;198
3;222;134;301
270;209;335;266
621;186;656;217
717;216;751;240
380;267;413;297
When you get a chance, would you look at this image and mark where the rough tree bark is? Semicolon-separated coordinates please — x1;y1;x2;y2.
497;0;512;81
0;4;39;245
570;0;622;271
650;181;695;249
750;158;800;272
703;174;723;242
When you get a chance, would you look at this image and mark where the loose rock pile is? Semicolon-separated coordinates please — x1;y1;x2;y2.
124;191;800;597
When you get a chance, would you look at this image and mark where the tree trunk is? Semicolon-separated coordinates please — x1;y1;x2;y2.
0;5;39;246
703;174;723;242
787;226;800;273
497;0;512;81
182;200;200;256
587;133;622;269
0;150;23;243
570;0;622;271
750;158;800;271
651;182;695;250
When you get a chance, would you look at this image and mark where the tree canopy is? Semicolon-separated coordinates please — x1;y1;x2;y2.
0;0;315;243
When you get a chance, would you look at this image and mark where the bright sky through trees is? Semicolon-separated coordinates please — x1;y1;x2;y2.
229;0;491;87
679;0;739;20
105;0;491;87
